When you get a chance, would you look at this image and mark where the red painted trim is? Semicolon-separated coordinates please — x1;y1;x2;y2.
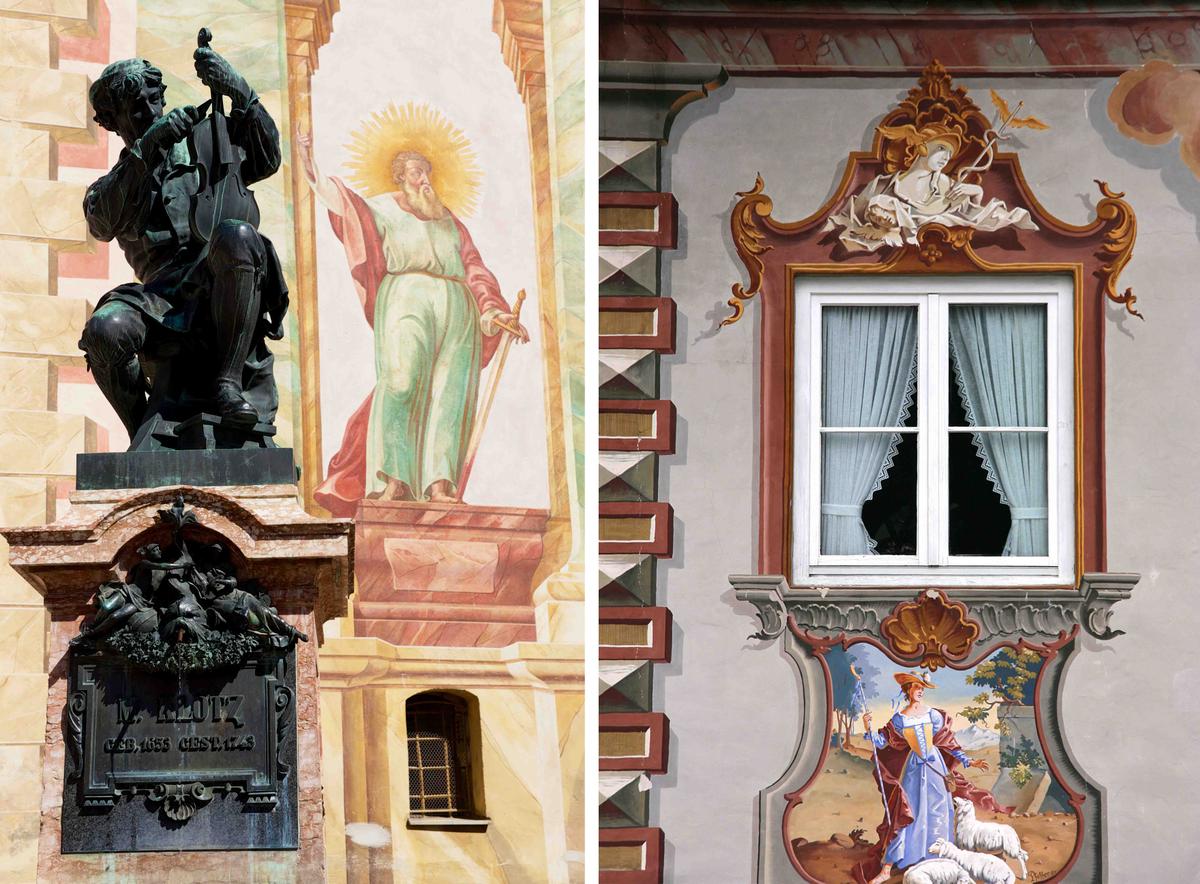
745;154;1111;578
600;5;1200;74
599;827;664;883
56;365;91;384
57;128;109;170
600;296;677;353
600;192;678;248
58;243;109;279
600;399;676;454
600;712;670;774
56;0;110;64
600;606;672;662
599;502;673;557
780;623;1084;882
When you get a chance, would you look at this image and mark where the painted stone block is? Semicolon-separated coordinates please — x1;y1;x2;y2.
353;500;549;647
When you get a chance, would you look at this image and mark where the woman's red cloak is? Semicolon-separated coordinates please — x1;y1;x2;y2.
855;709;1013;882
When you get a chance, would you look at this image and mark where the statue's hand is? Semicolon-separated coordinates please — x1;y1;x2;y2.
139;105;202;155
193;45;253;107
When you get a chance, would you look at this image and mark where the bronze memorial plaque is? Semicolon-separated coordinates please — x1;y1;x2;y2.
61;497;308;853
63;652;298;853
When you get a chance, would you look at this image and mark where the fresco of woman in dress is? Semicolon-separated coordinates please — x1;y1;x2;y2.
860;671;1008;883
827;122;1037;253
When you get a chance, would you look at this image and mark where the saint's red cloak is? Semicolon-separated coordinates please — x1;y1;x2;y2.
855;708;1014;882
312;178;510;516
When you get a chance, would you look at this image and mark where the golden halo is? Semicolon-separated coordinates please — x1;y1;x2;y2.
344;102;482;216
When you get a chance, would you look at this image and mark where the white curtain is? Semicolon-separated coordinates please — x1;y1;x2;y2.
820;306;917;555
948;304;1048;556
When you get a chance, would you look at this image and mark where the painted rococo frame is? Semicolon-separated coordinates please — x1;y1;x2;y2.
723;63;1139;884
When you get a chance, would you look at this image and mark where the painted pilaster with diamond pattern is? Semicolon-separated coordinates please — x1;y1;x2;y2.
597;63;727;884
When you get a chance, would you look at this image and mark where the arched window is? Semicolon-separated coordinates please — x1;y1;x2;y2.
406;692;477;818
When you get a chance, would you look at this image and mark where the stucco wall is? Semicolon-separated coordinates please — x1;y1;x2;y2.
657;76;1200;882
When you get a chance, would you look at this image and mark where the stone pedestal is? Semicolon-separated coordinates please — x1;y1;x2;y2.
353;500;549;647
1;482;351;881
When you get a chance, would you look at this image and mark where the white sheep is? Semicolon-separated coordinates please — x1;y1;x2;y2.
930;838;1016;884
902;858;974;884
953;796;1029;879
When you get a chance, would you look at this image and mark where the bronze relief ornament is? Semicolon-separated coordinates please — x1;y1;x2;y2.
70;496;306;673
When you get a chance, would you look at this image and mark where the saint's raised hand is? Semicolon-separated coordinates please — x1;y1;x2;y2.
193;45;252;107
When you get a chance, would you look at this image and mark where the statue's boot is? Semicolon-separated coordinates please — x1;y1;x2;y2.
210;251;262;429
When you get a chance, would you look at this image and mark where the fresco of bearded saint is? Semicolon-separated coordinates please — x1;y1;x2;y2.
298;105;527;511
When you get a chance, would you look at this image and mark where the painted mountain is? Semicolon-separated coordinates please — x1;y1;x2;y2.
954;724;1002;750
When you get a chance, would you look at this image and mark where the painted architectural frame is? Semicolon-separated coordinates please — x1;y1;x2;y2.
726;63;1138;884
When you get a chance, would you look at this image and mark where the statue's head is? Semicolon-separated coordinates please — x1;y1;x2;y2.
89;58;167;145
391;151;447;219
137;542;163;561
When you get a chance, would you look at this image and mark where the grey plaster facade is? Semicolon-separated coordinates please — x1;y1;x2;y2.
637;75;1200;882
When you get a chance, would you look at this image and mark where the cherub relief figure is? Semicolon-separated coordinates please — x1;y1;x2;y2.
826;123;1037;253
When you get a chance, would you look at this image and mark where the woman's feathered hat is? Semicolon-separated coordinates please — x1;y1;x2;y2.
894;671;937;691
890;670;937;711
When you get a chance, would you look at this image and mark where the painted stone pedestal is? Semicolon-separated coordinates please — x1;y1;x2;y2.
1;482;352;881
353;500;549;647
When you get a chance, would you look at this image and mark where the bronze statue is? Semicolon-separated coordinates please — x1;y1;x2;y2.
79;30;288;449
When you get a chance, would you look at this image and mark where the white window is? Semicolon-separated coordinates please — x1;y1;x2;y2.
792;274;1075;587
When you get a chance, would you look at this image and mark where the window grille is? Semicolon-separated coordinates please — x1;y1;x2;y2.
406;694;472;817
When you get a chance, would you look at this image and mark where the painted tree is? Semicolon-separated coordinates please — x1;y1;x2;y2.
961;647;1042;733
829;647;880;750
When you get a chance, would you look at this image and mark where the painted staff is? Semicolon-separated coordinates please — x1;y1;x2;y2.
956;91;1048;183
955;104;1022;183
852;662;891;829
456;289;527;498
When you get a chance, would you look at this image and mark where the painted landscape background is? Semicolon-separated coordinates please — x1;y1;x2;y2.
786;643;1077;883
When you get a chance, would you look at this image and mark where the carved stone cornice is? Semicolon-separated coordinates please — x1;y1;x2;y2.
284;0;339;69
1;484;353;628
600;4;1200;77
731;574;1139;653
599;61;728;143
493;0;547;101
